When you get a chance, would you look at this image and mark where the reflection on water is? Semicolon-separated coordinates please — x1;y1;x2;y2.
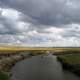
11;54;80;80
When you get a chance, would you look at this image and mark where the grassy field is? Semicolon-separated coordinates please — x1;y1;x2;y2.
0;46;80;52
0;46;80;58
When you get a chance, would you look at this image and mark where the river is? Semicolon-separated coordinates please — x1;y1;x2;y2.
11;54;80;80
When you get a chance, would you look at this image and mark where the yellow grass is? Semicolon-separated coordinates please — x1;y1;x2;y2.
0;46;80;51
0;45;80;55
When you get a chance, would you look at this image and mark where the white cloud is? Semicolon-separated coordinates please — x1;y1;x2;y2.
44;27;63;33
2;8;20;20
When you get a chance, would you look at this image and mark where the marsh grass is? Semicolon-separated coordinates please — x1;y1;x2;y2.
0;72;9;80
57;54;80;76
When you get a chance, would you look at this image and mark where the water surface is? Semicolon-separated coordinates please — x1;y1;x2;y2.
11;54;80;80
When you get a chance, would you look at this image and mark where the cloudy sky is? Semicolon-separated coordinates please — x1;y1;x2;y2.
0;0;80;47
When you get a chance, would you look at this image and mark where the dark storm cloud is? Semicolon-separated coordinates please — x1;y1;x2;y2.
1;0;80;26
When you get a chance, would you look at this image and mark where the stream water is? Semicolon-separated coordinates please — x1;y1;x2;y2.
11;54;80;80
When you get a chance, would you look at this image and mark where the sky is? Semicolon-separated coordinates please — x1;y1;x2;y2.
0;0;80;47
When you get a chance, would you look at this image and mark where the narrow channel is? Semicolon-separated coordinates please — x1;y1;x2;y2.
11;54;80;80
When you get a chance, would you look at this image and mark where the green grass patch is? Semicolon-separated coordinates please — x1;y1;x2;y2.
0;72;9;80
58;55;80;64
57;54;80;76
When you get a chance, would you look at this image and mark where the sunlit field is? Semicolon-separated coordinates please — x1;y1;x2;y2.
0;46;80;57
0;46;80;52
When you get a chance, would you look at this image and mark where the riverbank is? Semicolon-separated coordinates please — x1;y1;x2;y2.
57;54;80;76
0;54;28;80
